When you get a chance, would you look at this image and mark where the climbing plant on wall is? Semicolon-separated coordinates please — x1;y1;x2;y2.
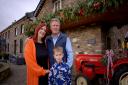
41;0;126;25
24;0;127;37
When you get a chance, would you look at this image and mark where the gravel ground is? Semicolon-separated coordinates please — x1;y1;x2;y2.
0;63;101;85
0;63;26;85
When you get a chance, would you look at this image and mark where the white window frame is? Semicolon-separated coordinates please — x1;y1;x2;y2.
53;0;62;13
21;24;24;34
15;28;18;36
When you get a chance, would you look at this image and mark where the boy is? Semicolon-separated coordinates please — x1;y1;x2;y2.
48;46;71;85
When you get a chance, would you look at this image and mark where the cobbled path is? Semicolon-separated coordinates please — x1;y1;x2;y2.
0;63;26;85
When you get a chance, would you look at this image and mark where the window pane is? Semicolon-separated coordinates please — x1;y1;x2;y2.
21;24;24;34
53;0;62;12
20;39;23;53
15;28;18;36
14;40;17;54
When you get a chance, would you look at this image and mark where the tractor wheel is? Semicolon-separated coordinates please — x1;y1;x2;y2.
113;66;128;85
75;75;89;85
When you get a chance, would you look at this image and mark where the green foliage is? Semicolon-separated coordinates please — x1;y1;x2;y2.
24;0;126;36
62;7;77;21
41;13;56;28
24;23;36;37
86;0;105;14
74;1;88;16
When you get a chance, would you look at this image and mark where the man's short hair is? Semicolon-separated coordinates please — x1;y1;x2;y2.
50;18;60;24
53;46;63;54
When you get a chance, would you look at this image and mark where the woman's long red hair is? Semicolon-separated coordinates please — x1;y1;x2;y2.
33;21;48;43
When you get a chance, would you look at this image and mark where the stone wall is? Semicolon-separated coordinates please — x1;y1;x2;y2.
64;25;103;78
37;0;86;19
66;26;102;55
37;0;53;19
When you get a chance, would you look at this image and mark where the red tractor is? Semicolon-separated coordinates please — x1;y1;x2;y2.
75;54;128;85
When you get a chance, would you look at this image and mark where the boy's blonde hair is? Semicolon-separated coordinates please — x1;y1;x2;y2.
53;46;63;54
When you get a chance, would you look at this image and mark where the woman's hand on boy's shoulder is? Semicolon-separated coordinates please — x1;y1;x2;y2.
45;69;50;74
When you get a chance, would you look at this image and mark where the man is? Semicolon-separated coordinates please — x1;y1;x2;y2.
46;18;73;68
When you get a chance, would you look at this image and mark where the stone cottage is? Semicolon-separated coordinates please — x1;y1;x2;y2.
32;0;128;78
33;0;128;55
0;0;128;74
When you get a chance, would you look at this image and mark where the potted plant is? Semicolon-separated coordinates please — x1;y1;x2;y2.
24;22;36;37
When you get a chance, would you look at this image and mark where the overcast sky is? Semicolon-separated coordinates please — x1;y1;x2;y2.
0;0;40;32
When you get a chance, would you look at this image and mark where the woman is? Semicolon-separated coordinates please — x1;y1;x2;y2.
24;22;49;85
